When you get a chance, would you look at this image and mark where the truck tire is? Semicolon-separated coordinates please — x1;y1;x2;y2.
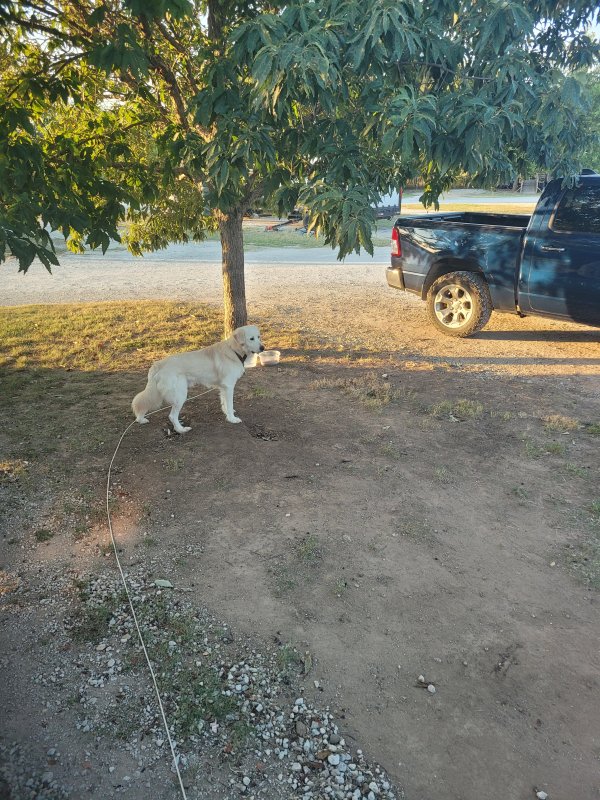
426;271;493;337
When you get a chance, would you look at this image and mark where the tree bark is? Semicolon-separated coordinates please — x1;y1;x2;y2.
219;210;247;335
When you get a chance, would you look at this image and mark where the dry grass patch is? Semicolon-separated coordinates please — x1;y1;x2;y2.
0;459;29;484
543;414;579;433
429;398;483;419
311;372;397;408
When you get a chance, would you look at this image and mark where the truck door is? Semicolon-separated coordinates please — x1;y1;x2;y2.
521;181;600;325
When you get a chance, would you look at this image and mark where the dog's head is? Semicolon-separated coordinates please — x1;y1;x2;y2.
232;325;265;355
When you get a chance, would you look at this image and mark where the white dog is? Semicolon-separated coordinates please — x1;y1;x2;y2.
132;325;264;433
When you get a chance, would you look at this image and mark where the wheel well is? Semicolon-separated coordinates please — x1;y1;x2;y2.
421;259;485;300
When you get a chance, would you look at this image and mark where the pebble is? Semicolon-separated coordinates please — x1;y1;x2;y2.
536;792;549;800
427;684;436;694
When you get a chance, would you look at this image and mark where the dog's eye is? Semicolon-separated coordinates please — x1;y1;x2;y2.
250;337;255;341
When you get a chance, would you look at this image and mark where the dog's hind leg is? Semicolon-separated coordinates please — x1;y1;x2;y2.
166;377;192;434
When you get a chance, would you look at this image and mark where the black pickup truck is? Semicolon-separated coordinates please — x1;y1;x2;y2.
386;173;600;336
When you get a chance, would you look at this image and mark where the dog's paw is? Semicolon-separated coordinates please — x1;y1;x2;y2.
136;417;150;425
227;416;242;424
175;426;192;434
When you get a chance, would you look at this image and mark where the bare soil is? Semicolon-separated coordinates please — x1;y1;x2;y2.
1;252;600;800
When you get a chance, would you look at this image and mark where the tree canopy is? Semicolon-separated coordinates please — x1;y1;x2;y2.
1;0;599;331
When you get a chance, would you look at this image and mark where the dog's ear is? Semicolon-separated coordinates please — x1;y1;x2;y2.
233;328;246;345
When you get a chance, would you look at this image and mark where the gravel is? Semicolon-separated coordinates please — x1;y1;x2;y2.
1;568;400;799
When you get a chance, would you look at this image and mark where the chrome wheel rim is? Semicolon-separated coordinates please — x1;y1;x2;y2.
433;283;474;329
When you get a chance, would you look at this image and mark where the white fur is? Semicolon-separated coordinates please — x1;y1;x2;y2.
131;325;264;434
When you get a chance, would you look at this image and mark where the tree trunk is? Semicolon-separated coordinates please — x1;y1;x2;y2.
219;210;247;336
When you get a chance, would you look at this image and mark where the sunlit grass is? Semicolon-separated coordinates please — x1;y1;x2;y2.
0;301;223;373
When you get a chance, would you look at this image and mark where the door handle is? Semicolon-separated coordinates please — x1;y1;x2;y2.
540;245;566;252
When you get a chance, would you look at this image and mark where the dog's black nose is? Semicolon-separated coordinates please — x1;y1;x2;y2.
260;345;265;352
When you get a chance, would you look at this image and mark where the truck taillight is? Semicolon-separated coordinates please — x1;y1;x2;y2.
391;227;401;256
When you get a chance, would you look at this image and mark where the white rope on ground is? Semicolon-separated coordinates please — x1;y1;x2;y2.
105;388;217;800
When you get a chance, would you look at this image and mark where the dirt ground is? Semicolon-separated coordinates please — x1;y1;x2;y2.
1;257;600;800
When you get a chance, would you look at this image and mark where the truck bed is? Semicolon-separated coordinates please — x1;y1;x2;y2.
397;211;531;229
392;212;530;311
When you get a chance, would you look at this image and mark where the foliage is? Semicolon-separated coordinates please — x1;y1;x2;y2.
0;0;599;328
576;68;600;170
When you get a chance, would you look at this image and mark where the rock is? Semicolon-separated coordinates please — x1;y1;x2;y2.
427;684;436;694
329;733;341;745
296;721;309;737
536;792;549;800
327;754;341;766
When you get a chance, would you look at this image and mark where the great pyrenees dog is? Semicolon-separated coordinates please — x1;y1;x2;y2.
132;325;264;433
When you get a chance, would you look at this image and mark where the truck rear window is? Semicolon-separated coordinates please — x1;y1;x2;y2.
552;184;600;234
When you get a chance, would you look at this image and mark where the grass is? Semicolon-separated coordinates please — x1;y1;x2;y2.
562;463;590;479
0;459;29;484
434;466;453;484
312;372;396;408
543;414;579;433
0;301;223;373
34;528;54;542
429;399;483;419
545;442;566;456
522;437;545;459
399;202;536;216
276;643;304;678
295;533;322;564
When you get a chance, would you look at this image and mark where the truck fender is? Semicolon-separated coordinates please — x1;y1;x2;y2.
421;258;484;300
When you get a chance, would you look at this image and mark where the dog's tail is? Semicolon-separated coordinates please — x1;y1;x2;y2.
132;379;163;425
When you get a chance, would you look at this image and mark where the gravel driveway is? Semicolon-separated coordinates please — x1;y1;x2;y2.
2;241;599;389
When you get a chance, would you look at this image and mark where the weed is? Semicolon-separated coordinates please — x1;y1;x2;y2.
250;385;272;398
272;566;296;596
522;437;544;459
163;458;184;473
434;466;453;484
490;410;513;421
0;460;28;484
545;442;566;456
543;414;579;433
230;720;255;750
296;534;322;564
590;500;600;519
429;399;483;419
585;422;600;435
165;664;238;738
70;604;115;643
276;643;304;678
566;531;600;588
312;373;396;408
380;442;401;459
395;520;434;542
511;486;530;501
562;463;589;479
34;528;54;543
333;577;348;596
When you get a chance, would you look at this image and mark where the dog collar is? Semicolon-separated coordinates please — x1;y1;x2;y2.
230;346;246;365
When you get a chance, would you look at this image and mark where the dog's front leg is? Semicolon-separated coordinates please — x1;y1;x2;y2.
221;383;241;423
